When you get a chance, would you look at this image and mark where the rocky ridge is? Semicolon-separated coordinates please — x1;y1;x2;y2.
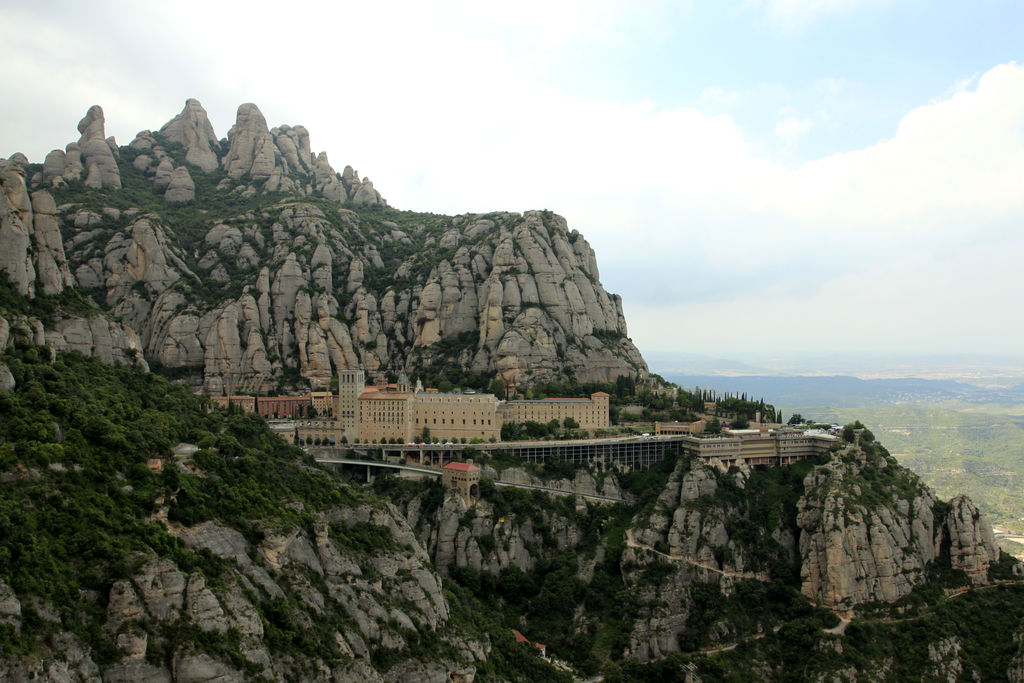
617;441;1002;662
400;466;625;576
0;503;482;682
4;99;647;391
0;159;144;380
797;439;999;614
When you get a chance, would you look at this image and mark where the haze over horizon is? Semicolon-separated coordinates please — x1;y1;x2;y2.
3;0;1022;359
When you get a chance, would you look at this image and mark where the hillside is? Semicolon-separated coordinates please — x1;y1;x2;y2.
5;98;1024;681
0;99;647;394
2;346;1023;680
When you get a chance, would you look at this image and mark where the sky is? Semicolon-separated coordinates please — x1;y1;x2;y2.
2;0;1023;361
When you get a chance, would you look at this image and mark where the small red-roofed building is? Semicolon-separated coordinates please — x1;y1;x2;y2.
443;461;481;505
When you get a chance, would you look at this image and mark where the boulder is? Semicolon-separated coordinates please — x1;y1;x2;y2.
164;166;195;203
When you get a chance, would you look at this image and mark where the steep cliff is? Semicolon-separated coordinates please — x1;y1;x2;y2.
4;99;647;391
0;348;558;682
0;159;144;375
616;438;1004;664
797;435;1000;614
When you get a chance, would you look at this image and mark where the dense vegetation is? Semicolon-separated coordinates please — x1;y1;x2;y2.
1;339;1021;678
0;346;356;659
0;346;576;679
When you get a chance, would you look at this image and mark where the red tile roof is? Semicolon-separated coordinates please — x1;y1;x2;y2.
591;391;610;397
512;629;528;643
443;462;480;471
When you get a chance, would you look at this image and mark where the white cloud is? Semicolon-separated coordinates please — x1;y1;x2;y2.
746;0;892;31
775;114;814;143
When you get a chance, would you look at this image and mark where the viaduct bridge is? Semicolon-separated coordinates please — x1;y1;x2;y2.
314;457;629;503
310;434;684;472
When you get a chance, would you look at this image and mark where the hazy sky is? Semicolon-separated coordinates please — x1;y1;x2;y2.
2;0;1023;358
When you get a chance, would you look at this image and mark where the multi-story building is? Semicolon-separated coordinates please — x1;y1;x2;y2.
678;427;837;467
209;395;256;413
411;391;501;442
357;385;414;443
654;420;707;435
256;395;312;419
442;461;481;505
336;369;364;442
497;392;610;433
296;418;343;446
311;391;335;417
218;374;613;446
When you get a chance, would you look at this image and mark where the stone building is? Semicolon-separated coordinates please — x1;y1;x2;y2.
296;418;343;446
209;395;256;413
256;395;311;419
336;369;364;442
497;392;610;433
411;391;501;442
357;385;413;443
442;461;480;505
222;373;613;446
677;427;837;467
311;391;335;417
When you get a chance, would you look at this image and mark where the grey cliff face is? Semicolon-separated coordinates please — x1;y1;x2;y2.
55;196;645;391
0;163;36;296
0;504;484;681
796;445;1000;614
2;99;644;389
399;472;613;578
77;105;122;189
621;459;785;662
164;166;195;203
222;103;277;180
158;98;221;171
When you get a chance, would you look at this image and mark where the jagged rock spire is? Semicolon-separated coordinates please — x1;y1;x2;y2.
158;98;221;171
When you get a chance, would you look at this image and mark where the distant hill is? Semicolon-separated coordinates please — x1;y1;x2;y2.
663;373;1024;411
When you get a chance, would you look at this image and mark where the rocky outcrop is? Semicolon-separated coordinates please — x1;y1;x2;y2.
797;444;1000;614
0;162;73;297
401;484;585;577
621;459;784;662
1010;626;1024;682
53;190;645;391
945;494;1000;582
0;500;481;681
164;166;195;203
0;163;35;296
77;105;122;189
9;101;643;390
158;98;221;171
222;103;277;180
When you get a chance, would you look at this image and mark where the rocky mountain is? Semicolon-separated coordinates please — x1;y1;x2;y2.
2;99;647;392
619;434;1004;665
2;341;1024;680
0;160;146;387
